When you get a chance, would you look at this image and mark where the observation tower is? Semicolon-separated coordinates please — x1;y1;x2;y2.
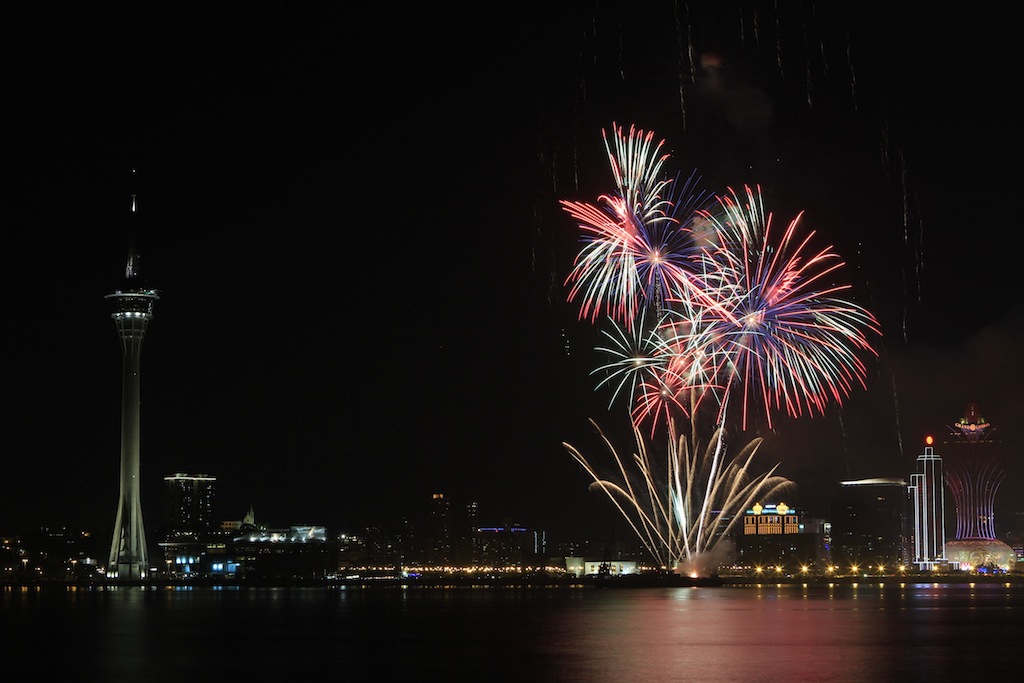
106;175;159;581
942;403;1015;572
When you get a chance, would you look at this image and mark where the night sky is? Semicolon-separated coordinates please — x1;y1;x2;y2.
5;4;1022;546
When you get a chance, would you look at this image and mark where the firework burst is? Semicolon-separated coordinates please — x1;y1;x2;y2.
561;123;710;327
591;308;668;412
689;184;882;430
561;125;880;576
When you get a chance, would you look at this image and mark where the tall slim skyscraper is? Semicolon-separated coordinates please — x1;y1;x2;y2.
909;437;945;571
106;177;159;580
429;493;452;566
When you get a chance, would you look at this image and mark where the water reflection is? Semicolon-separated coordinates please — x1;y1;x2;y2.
4;583;1023;681
543;584;1023;682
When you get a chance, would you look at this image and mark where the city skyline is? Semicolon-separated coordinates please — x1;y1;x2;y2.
4;5;1022;543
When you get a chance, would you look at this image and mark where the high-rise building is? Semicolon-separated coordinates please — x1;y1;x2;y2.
945;404;1001;539
429;493;452;566
830;478;909;569
462;500;479;566
908;437;945;571
164;473;217;535
106;175;159;581
159;474;218;578
942;404;1016;571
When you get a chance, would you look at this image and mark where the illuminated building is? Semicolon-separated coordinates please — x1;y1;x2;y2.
159;504;336;580
164;473;217;535
475;523;546;566
463;500;480;565
830;478;909;568
943;404;1016;572
908;437;945;570
106;177;158;581
734;503;823;567
158;473;218;578
743;502;800;535
429;493;452;565
564;557;637;577
231;524;335;581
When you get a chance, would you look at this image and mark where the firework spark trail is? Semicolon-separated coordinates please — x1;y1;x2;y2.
891;371;904;458
801;13;813;107
694;390;729;546
564;418;792;570
674;1;694;131
846;32;857;108
774;0;783;75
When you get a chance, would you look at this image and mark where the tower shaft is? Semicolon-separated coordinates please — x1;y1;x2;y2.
107;289;158;580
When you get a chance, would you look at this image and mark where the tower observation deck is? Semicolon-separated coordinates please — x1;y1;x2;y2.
106;181;158;581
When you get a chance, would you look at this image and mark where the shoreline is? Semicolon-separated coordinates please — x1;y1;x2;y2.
4;572;1023;590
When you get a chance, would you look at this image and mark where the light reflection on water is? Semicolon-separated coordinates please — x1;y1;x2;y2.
3;582;1022;681
541;583;1014;682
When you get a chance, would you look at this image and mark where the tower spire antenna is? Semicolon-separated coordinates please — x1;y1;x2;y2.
106;170;159;582
124;168;142;283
